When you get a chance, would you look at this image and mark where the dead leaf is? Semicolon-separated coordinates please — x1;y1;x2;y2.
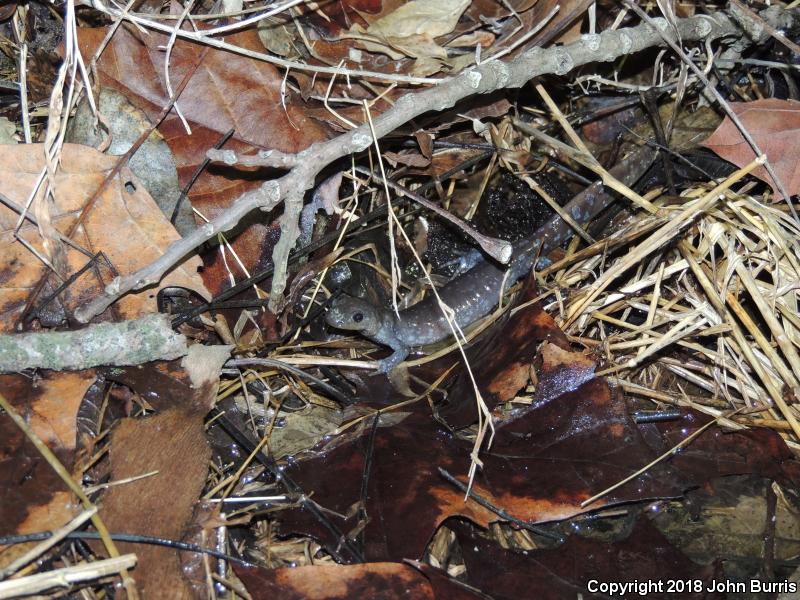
90;347;228;597
0;142;208;569
489;0;594;53
0;372;87;570
258;17;304;60
407;147;486;180
235;561;485;599
0;3;17;20
277;375;683;561
441;281;571;427
279;370;800;563
346;0;471;60
100;409;209;598
448;30;495;48
449;517;721;599
66;87;194;237
77;25;332;296
701;98;800;199
364;0;470;40
0;117;16;143
77;26;327;152
383;150;432;168
0;143;206;323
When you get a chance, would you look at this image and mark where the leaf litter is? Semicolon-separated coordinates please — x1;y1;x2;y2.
2;0;800;598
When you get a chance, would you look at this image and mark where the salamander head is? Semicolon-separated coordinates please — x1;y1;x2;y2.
326;295;382;335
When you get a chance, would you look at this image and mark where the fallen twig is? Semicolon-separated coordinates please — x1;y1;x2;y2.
0;313;186;372
74;8;796;323
0;555;137;598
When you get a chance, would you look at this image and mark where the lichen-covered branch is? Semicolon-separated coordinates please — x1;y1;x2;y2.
74;7;792;323
0;314;187;372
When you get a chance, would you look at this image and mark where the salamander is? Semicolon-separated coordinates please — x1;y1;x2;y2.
325;147;656;373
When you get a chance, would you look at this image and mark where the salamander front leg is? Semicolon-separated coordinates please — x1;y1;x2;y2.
376;340;410;374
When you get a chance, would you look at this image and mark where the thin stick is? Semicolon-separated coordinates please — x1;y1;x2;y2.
623;0;798;222
353;166;512;264
0;555;137;598
0;508;97;579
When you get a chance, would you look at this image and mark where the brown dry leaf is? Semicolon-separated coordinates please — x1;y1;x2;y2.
77;27;327;152
484;0;593;53
310;0;530;33
701;98;800;199
346;0;471;59
409;147;486;180
0;144;206;322
297;0;518;80
0;143;207;568
293;2;417;87
383;149;432;167
100;409;210;598
362;0;470;39
303;0;388;31
257;17;304;60
95;346;229;598
448;29;496;48
77;25;331;295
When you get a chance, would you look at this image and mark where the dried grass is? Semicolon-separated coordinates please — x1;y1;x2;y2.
539;168;800;448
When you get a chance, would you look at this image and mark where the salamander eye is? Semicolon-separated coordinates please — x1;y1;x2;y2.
352;312;364;323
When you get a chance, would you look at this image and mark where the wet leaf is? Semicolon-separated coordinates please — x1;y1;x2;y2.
440;280;571;427
235;561;485;599
449;517;723;599
276;335;800;563
0;372;86;566
277;374;683;561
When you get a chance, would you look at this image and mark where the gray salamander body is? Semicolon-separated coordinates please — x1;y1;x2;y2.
326;147;655;373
